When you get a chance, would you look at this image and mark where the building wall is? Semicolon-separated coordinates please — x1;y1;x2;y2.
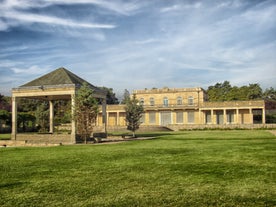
96;87;269;130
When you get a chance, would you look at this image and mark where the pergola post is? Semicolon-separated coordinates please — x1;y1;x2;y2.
262;108;266;124
71;93;76;143
11;96;17;140
49;100;54;133
102;99;107;133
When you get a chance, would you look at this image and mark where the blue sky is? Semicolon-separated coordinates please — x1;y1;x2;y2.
0;0;275;97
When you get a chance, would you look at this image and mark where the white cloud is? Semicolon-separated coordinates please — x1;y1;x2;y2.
11;65;51;75
0;0;117;31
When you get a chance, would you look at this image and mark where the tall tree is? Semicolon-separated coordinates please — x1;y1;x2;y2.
207;81;264;101
124;95;144;138
263;87;276;100
75;83;99;144
99;87;119;104
121;89;130;104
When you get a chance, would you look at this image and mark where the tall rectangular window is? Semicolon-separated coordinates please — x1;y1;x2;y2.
187;111;194;123
188;96;194;106
205;111;211;124
176;111;183;123
149;112;156;124
150;97;155;106
163;97;169;107
140;113;145;123
227;111;234;124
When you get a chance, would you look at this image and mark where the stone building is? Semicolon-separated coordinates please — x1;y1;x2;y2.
97;87;275;131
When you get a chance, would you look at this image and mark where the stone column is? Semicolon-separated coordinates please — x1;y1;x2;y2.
198;110;201;124
235;109;239;124
71;94;76;143
211;110;214;124
249;108;253;124
49;100;54;133
11;96;17;140
102;99;107;133
262;108;266;124
223;109;227;124
117;112;119;126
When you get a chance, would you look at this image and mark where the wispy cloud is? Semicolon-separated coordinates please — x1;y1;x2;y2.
0;0;117;31
0;0;275;96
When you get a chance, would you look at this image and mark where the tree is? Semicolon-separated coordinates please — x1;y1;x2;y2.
0;94;11;111
99;87;119;104
124;94;144;138
121;89;130;104
75;83;99;144
263;87;276;100
35;101;49;132
207;81;265;101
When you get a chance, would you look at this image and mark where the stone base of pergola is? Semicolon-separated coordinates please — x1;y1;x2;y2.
14;133;75;145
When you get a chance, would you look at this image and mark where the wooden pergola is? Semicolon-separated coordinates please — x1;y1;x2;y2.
11;67;107;144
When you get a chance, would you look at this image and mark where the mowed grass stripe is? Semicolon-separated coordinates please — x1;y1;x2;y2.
0;130;275;206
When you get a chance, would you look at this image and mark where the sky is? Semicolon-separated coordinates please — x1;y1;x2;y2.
0;0;275;98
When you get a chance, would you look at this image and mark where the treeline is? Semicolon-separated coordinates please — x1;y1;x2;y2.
206;81;276;102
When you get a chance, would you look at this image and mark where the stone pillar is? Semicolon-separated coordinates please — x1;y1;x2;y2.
262;108;266;124
49;100;54;133
235;109;240;124
102;99;107;133
249;108;253;124
117;112;119;126
71;94;76;143
11;96;17;140
223;109;227;124
198;110;201;124
211;110;214;124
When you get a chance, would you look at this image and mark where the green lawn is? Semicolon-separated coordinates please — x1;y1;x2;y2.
0;130;275;207
0;133;11;140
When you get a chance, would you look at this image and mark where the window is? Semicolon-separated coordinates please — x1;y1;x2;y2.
188;96;194;105
149;112;156;124
177;96;182;105
140;98;144;106
150;97;155;106
176;111;183;123
140;113;145;123
205;111;212;124
227;111;234;124
187;111;194;123
163;97;169;107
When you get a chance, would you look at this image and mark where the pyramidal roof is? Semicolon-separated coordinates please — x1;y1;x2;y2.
21;67;99;91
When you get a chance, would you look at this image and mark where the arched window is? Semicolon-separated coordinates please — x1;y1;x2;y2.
163;97;169;107
177;96;182;105
188;96;194;105
140;98;144;105
150;97;155;106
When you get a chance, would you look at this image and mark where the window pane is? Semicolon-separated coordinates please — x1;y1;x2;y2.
188;96;194;105
177;97;182;105
149;112;156;124
163;97;169;107
187;111;194;123
176;112;183;123
150;97;155;106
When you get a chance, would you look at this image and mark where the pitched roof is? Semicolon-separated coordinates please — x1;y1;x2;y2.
21;67;101;91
